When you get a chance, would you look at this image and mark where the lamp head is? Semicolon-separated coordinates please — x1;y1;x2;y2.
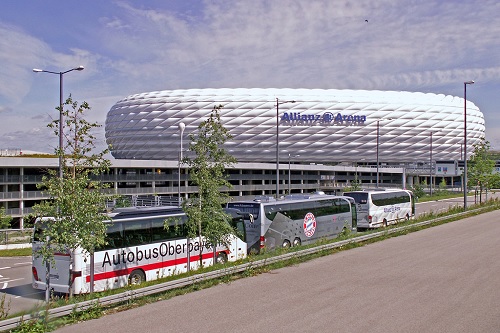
75;66;84;71
464;80;474;85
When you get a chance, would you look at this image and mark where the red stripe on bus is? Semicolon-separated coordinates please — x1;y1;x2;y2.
85;251;225;283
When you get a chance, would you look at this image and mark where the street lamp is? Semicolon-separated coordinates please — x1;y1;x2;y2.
288;153;300;194
33;65;84;302
463;80;474;210
276;98;296;198
376;118;393;188
178;122;185;207
33;66;85;179
430;132;433;196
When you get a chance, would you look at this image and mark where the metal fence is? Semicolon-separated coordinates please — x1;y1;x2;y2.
0;228;32;245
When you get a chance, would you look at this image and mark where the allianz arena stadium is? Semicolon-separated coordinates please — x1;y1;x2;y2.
105;88;485;163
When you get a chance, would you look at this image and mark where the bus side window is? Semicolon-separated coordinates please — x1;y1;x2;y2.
123;221;151;247
108;222;123;249
266;210;278;221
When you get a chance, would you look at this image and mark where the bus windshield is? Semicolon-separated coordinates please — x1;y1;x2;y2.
344;192;368;204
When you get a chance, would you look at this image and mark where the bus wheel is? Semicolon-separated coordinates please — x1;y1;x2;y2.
129;270;146;286
383;219;388;227
282;240;291;248
293;238;301;247
216;252;228;264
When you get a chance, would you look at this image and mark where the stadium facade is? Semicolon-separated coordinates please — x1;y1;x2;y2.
105;88;485;163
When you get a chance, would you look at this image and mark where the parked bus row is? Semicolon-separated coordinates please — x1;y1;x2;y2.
32;189;415;295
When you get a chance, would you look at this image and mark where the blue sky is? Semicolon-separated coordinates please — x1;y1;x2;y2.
1;0;499;155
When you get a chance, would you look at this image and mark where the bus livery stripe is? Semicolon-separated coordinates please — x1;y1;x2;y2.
85;251;224;283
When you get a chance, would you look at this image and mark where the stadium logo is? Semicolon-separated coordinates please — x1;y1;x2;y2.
281;112;366;125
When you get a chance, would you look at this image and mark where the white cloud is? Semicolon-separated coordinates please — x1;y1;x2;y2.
0;24;52;103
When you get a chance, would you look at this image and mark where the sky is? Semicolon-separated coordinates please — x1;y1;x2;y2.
0;0;499;156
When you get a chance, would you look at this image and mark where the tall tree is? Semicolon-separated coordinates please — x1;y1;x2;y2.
32;96;111;298
467;138;500;202
181;105;237;266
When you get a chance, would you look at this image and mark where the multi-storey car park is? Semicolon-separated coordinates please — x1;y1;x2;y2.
1;88;486;228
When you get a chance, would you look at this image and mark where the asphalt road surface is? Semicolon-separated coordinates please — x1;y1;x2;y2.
0;257;43;315
55;210;500;333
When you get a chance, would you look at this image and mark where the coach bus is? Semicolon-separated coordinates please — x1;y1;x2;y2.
32;206;247;295
227;194;357;253
343;189;415;230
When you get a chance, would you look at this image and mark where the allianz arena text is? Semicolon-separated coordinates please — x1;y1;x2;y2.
105;88;485;163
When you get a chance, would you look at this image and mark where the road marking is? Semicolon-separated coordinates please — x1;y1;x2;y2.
0;278;24;288
0;267;12;270
14;262;31;266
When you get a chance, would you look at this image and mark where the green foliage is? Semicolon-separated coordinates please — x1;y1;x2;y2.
337;223;352;240
438;178;447;191
433;178;449;196
0;207;13;229
69;301;103;322
0;293;10;319
114;196;132;208
0;248;32;257
181;105;237;261
468;138;500;192
11;318;47;333
410;181;426;198
344;178;362;192
31;96;111;272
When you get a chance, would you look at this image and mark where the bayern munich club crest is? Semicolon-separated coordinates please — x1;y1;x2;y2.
303;212;317;237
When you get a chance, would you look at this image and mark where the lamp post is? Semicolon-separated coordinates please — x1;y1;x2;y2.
178;122;185;207
376;120;380;188
33;66;84;179
276;98;296;198
288;153;300;194
463;80;474;210
376;118;393;188
33;65;84;302
430;132;433;196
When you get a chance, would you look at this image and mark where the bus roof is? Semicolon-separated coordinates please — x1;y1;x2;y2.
229;194;352;205
108;206;183;219
344;188;409;193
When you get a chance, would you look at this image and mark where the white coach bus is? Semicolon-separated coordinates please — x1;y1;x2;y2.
227;194;357;254
343;189;415;230
32;206;247;295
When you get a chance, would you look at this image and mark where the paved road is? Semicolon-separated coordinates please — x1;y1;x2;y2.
0;257;44;315
415;190;500;218
55;210;500;333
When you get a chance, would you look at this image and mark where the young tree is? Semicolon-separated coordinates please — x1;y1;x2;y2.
410;181;425;199
32;96;111;299
467;138;499;202
181;105;237;266
0;207;12;229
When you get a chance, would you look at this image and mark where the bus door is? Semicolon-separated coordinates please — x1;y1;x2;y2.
411;193;416;216
350;200;358;230
227;203;261;254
